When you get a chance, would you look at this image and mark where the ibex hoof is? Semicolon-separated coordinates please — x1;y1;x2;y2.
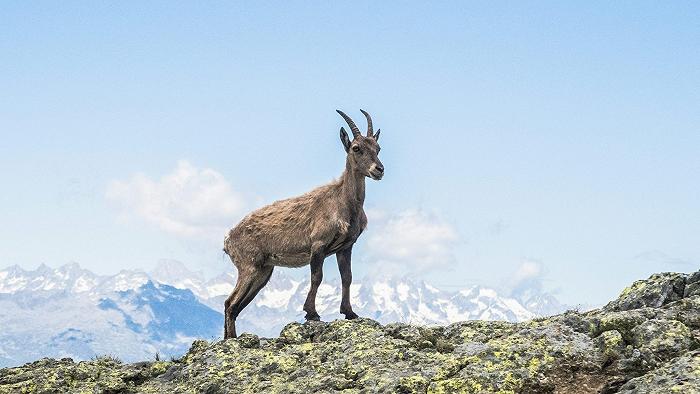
344;311;359;320
305;312;321;321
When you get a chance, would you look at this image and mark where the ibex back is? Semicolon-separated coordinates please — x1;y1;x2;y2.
222;109;384;339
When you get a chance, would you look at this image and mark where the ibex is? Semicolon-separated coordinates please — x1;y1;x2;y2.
222;110;384;339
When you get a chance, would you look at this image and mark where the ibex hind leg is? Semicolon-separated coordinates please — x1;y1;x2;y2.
224;275;252;339
224;265;274;339
236;265;273;317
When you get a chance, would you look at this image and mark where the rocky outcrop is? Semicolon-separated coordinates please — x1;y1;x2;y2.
1;270;699;393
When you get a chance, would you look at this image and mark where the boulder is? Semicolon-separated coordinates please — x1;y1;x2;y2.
617;350;700;393
604;272;686;312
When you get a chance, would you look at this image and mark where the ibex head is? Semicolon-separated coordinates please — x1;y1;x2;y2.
337;109;384;180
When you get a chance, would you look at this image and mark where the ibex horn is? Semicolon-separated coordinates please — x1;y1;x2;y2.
360;109;373;137
336;110;361;138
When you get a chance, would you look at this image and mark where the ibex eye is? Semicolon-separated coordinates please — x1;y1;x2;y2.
352;146;360;153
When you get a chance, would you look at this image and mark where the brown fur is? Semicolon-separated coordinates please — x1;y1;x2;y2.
222;110;384;339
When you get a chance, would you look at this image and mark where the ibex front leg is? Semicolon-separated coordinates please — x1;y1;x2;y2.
303;252;324;321
337;247;358;319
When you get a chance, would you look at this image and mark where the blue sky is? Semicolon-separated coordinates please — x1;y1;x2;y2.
1;2;698;305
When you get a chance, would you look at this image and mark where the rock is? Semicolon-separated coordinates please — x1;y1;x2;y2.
448;321;604;393
631;319;696;364
688;270;700;284
1;269;699;393
685;282;700;297
604;273;686;312
442;320;517;344
550;309;598;335
384;323;451;352
617;350;700;393
236;332;260;349
661;295;700;329
683;270;700;297
397;374;429;393
279;320;327;344
595;330;626;363
0;357;170;394
593;309;650;342
384;322;424;346
453;342;490;357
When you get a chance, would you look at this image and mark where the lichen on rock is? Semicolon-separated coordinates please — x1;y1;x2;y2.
595;329;625;364
631;319;695;363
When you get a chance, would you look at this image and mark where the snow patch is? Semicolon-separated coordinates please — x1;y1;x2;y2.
396;282;410;301
256;280;300;309
206;283;235;298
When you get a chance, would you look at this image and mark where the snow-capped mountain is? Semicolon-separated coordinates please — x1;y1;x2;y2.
0;261;567;367
0;262;222;367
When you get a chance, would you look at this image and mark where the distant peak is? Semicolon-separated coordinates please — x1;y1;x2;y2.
57;262;83;272
153;259;188;270
150;259;204;281
0;264;25;273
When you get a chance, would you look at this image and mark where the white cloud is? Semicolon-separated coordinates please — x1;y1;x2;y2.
513;260;542;284
366;209;458;272
106;160;245;240
508;259;547;296
508;260;568;315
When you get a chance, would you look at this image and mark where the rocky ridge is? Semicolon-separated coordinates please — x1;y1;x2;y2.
0;269;698;393
0;261;567;367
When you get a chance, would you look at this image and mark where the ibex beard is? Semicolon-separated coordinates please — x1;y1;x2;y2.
222;109;384;339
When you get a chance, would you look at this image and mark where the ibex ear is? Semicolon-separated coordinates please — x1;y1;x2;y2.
340;127;352;152
374;129;381;142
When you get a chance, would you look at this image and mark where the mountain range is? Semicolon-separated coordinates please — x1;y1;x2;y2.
0;261;568;367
